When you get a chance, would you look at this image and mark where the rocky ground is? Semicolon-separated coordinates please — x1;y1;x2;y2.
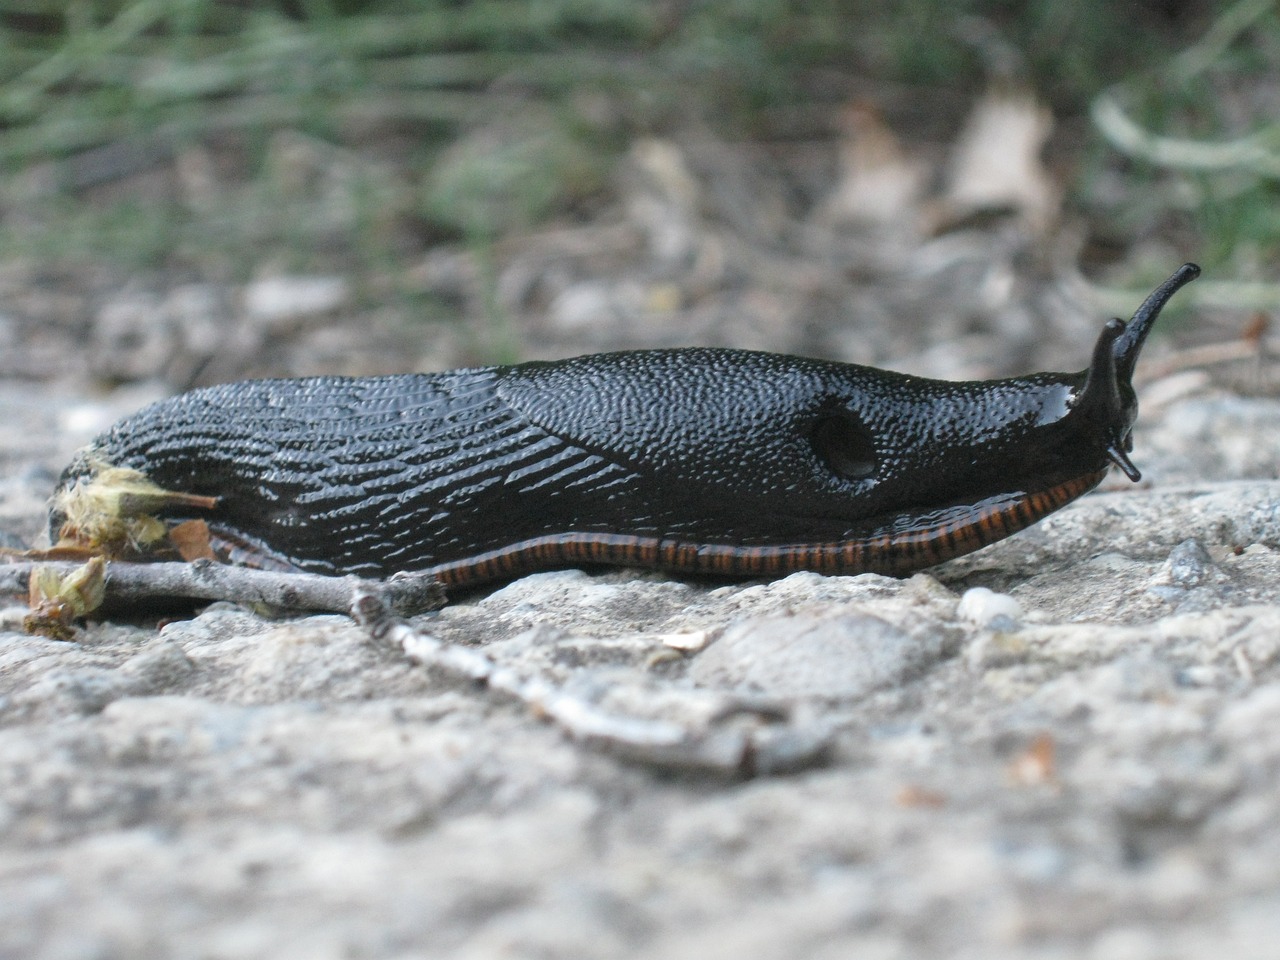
0;64;1277;959
1;345;1280;959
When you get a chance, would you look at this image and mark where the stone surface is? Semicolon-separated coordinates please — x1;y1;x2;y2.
1;389;1279;959
689;609;954;699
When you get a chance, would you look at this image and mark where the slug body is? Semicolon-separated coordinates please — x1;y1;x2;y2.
52;265;1200;588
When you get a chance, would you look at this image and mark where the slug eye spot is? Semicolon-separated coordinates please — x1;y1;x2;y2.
811;413;877;481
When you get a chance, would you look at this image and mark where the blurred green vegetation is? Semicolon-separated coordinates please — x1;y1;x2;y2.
1081;0;1280;295
0;0;1275;292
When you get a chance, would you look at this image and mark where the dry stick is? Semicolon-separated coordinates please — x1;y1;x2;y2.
1136;338;1271;385
1;559;446;617
349;587;833;775
3;558;828;772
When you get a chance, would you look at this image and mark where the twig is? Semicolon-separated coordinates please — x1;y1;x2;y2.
349;587;833;775
1136;337;1271;386
1;559;445;616
1090;94;1280;179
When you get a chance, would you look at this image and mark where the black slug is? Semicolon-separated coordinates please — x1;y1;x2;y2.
51;264;1200;589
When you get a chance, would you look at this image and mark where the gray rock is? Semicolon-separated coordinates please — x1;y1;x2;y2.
1154;538;1226;588
1140;395;1280;483
690;611;951;699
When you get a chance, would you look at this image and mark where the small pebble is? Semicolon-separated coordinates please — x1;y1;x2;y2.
244;275;348;323
690;612;945;699
1160;538;1224;588
659;630;712;652
957;587;1023;630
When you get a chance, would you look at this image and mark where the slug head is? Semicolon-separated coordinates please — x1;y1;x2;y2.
1070;262;1200;482
799;263;1202;539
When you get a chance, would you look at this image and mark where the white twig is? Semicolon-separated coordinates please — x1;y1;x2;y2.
1;558;446;616
349;588;832;775
1091;94;1280;179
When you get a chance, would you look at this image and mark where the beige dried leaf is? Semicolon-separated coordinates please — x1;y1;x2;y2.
820;101;928;227
940;87;1060;233
24;557;108;640
626;138;703;265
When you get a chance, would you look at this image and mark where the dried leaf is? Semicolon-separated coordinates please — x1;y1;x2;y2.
896;784;947;808
1007;732;1057;786
1242;311;1269;345
626;138;702;264
938;86;1059;233
23;557;107;640
820;101;927;227
169;519;217;562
